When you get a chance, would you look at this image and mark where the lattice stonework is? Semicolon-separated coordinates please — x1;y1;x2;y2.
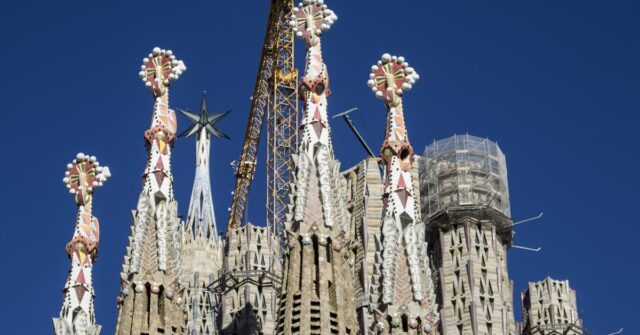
53;154;111;335
420;136;517;335
275;1;358;334
520;278;584;335
217;224;282;334
115;47;187;335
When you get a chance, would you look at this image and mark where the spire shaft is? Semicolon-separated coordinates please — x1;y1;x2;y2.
277;2;357;333
53;154;110;335
115;47;186;335
368;54;439;332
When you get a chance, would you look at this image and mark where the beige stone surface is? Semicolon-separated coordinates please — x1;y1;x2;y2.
220;224;282;334
520;278;583;335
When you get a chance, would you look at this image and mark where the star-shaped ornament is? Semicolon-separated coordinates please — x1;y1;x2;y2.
177;93;230;139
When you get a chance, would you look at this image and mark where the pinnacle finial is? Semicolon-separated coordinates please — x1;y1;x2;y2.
368;54;420;106
63;153;111;206
177;95;231;139
289;0;338;47
138;47;187;97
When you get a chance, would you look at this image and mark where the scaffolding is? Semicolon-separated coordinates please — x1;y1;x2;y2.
420;134;511;219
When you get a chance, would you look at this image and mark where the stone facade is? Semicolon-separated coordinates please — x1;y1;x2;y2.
218;224;282;334
343;157;440;334
341;158;384;331
520;278;584;335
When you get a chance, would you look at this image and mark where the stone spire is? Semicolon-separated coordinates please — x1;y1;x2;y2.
178;93;229;242
115;47;187;335
53;153;111;335
367;54;439;333
275;1;358;334
177;94;229;335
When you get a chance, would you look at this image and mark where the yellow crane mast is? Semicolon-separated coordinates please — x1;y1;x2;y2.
227;0;298;238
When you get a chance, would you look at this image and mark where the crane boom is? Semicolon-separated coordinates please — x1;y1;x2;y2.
227;0;297;234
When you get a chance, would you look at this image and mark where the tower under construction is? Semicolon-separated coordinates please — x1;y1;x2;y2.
419;134;517;335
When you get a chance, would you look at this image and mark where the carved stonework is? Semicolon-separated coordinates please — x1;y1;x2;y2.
520;278;584;335
115;47;187;335
367;53;439;333
276;2;358;334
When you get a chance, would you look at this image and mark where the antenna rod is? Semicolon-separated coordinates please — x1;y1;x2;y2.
333;108;376;157
508;212;544;227
511;245;541;252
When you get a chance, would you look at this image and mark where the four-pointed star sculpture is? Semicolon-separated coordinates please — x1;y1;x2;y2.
177;94;230;139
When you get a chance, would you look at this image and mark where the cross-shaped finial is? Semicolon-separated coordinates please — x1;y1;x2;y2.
289;0;338;47
138;47;187;97
63;153;111;206
368;53;420;106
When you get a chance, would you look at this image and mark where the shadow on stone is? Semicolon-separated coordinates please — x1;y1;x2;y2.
220;303;262;335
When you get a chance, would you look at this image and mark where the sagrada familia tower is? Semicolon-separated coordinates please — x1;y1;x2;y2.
51;1;592;335
114;48;188;335
53;154;111;335
275;2;357;333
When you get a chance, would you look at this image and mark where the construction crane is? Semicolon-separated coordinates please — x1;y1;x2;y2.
227;0;298;238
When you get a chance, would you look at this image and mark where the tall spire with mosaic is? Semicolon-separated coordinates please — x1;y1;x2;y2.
115;47;187;335
53;153;111;335
367;53;439;333
276;1;358;333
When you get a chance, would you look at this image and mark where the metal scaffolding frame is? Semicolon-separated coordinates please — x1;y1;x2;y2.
421;134;511;218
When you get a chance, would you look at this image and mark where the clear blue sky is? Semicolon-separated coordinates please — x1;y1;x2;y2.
0;1;637;334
